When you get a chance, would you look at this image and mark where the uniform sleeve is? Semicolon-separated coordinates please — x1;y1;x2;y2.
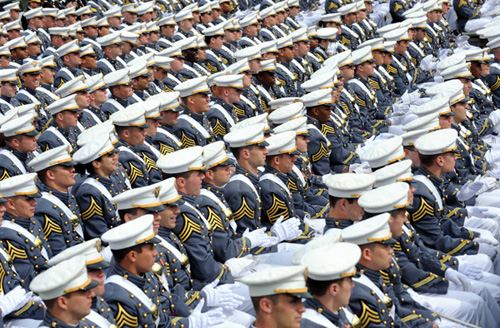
224;181;262;235
307;133;331;176
117;153;149;188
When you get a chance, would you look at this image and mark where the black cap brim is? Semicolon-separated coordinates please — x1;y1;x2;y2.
257;140;269;147
144;236;161;244
87;258;110;270
81;279;99;291
380;237;398;245
300;132;312;137
167;197;185;207
59;159;78;167
0;198;7;204
290;291;313;299
289;149;302;155
441;111;455;117
138;122;150;129
27;191;42;198
24;129;39;136
142;204;166;213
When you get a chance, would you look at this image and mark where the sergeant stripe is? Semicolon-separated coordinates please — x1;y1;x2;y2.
412;274;437;288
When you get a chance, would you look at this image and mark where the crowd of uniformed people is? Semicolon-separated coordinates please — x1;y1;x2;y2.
1;0;500;326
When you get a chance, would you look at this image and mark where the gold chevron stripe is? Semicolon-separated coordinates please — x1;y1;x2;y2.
233;197;255;221
43;214;63;238
81;196;103;221
178;214;201;242
115;302;138;327
267;194;289;224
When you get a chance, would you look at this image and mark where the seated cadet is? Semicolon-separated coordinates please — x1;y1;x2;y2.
275;35;303;97
273;117;330;219
48;239;117;327
157;147;239;288
173;8;196;41
173;77;217;148
54;76;92;130
202;23;227;74
96;32;127;76
129;59;151;102
0;112;38;179
158;48;185;92
102;214;225;328
28;146;84;255
342;213;432;328
156;15;176;51
53;40;84;89
252;59;286;112
260;131;311;243
240;265;309;328
30;255;97;327
11;61;51;130
79;74;107;128
37;95;80;151
79;44;98;77
73;134;122;240
291;28;312;85
322;173;375;232
208;74;243;140
198;141;279;263
100;68;135;120
150;55;173;92
297;242;362;328
0;69;17;114
150;92;183;155
111;102;159;188
411;129;497;262
238;13;263;48
0;173;51;288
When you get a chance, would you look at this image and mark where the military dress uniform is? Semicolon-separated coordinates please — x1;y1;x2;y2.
390;0;407;22
205;49;226;73
101;96;134;120
37;121;80;151
10;86;51;131
238;33;263;49
96;54;127;76
0;146;30;181
76;173;123;240
0;213;52;288
172;193;235;289
117;140;152;188
152;123;182;155
197;182;253;263
0;96;14;115
306;116;332;175
174;106;216;148
483;62;500;108
53;65;84;89
34;184;84;256
80;297;118;328
302;298;353;328
276;59;303;97
207;97;239;141
386;53;418;96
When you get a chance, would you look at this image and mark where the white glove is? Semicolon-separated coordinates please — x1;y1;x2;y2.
456;181;483;201
401;91;420;105
349;161;372;174
304;217;324;235
438;48;452;60
271;216;302;241
489;111;500;133
392;103;410;114
0;286;31;317
243;228;279;248
445;269;471;291
390;114;406;126
202;279;245;310
433;76;444;83
224;256;256;278
412;97;430;106
420;55;437;71
478;242;498;259
467;206;491;218
457;260;484;280
188;300;226;328
474;236;499;246
476;177;497;194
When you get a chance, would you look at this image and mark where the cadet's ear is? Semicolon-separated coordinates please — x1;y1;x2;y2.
328;281;339;296
361;246;372;262
259;297;274;314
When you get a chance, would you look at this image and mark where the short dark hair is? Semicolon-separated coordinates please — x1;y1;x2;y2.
251;294;280;315
329;196;355;208
365;208;402;219
162;170;195;180
418;153;440;167
307;277;345;297
112;243;145;263
118;207;140;222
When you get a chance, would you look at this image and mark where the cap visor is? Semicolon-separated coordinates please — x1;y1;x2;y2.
257;140;270;147
289;149;302;155
60;159;78;167
168;197;185;206
143;204;166;213
108;147;120;155
174;55;186;59
380;237;398;245
24;129;39;137
87;259;110;270
0;198;7;204
139;122;150;129
144;236;161;244
300;132;312;137
27;191;42;198
442;112;455;116
290;291;312;299
81;279;99;291
199;90;212;95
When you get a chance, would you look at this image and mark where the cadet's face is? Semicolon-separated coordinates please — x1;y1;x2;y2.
248;59;262;74
336;277;354;308
0;202;5;223
460;78;472;96
145;118;159;137
92;89;108;104
22;73;41;90
415;29;427;42
60;110;80;128
294;41;310;58
67;52;82;67
441;152;457;173
27;43;41;56
481;63;490;76
183;171;205;196
76;91;91;109
389;209;407;237
52;165;76;189
88;269;105;296
227;87;242;104
211;35;224;50
0;55;11;68
161;110;180;126
160;205;180;229
339;65;355;80
1;83;17;98
171;57;184;72
10;195;37;219
316;105;332;124
249;145;268;168
136;243;158;274
118;84;134;99
191;93;210;113
296;135;309;153
395;40;409;55
97;151;119;176
211;165;232;186
452;103;467;122
128;127;146;146
346;198;364;221
439;115;451;129
18;134;38;153
40;67;55;84
382;52;392;65
64;289;95;322
370;243;394;270
270;294;305;328
277;153;296;173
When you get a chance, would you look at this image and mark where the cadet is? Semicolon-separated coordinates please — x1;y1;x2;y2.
276;35;303;97
0;69;16;114
53;40;84;89
0;173;51;288
238;13;263;48
240;265;309;328
111;102;158;188
48;240;117;328
37;95;80;151
0;111;38;179
203;23;227;73
157;147;239;287
253;59;285;111
198;141;278;263
297;242;362;328
102;214;225;327
79;44;98;77
208;74;243;140
260;131;311;242
73;134;122;240
150;91;183;155
80;74;107;128
173;76;216;148
30;255;98;328
100;68;135;120
129;59;152;102
96;32;127;76
29;146;83;255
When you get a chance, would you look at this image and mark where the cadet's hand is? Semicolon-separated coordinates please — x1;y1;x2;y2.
0;286;31;317
188;300;226;328
243;228;279;248
420;55;437;71
225;256;256;278
456;181;482;202
271;216;302;241
202;279;245;310
478;242;498;259
445;269;471;291
457;260;483;280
